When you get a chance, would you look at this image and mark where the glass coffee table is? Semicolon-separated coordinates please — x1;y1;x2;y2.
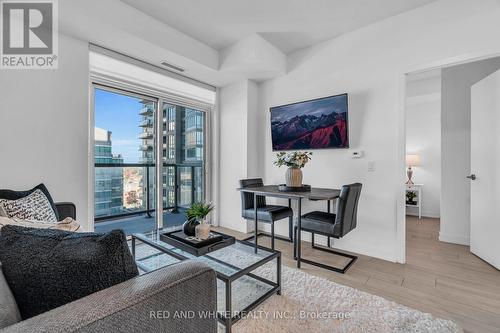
131;230;281;333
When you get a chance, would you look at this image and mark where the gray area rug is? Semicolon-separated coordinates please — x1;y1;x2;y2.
134;244;461;333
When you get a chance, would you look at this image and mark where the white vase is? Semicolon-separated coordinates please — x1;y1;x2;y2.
195;221;211;240
286;167;303;187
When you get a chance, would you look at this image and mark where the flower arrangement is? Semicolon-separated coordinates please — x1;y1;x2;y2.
274;151;313;169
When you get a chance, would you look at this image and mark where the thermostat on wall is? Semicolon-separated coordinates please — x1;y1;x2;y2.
351;150;364;159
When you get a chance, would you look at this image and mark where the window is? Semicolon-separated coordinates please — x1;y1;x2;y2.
93;84;210;235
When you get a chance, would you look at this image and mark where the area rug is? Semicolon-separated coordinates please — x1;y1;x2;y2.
230;263;462;333
133;243;461;332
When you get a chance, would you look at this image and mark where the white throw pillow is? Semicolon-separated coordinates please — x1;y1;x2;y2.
0;189;58;223
0;200;7;217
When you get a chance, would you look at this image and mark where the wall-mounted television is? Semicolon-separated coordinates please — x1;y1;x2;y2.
270;93;349;151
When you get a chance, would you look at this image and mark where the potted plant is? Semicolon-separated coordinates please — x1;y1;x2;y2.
274;151;312;187
185;202;214;239
406;190;417;205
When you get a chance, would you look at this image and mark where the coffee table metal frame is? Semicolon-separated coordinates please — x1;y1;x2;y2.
131;232;281;333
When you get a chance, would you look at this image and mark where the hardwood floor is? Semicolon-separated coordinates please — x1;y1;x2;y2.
215;216;500;333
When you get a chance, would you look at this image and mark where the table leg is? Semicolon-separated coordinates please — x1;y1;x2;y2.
131;236;136;259
419;188;422;219
254;193;258;254
327;200;331;213
297;197;302;269
277;254;282;295
288;199;293;241
225;280;232;332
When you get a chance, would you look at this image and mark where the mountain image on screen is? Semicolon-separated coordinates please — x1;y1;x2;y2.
271;94;348;150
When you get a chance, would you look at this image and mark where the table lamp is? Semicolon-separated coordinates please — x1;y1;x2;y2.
406;154;420;185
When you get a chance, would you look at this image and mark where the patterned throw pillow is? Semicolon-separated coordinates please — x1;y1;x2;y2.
0;200;7;217
0;190;58;223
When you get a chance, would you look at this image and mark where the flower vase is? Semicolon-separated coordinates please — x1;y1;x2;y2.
286;167;303;187
195;220;211;240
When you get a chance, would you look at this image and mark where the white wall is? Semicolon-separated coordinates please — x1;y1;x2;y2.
0;35;90;229
406;71;441;218
440;56;500;245
218;80;259;233
254;0;500;262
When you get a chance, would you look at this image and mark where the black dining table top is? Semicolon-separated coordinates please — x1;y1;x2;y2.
237;185;341;200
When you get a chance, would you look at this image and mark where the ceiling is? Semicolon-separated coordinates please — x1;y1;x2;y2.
120;0;438;54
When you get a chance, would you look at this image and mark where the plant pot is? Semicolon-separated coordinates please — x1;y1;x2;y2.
195;222;211;240
286;167;303;187
182;218;199;236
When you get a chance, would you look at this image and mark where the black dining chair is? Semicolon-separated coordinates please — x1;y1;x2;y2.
240;178;294;250
295;183;362;273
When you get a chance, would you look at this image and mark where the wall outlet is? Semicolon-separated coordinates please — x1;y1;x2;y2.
368;161;376;172
351;150;364;159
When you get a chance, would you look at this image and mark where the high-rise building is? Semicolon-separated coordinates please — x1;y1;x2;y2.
94;127;124;217
138;102;156;214
139;102;155;163
139;103;204;211
162;104;204;208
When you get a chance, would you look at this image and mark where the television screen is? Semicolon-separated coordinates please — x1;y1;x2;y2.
270;93;349;151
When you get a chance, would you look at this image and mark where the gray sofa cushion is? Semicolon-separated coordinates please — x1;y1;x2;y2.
0;262;21;329
0;226;139;320
2;261;217;333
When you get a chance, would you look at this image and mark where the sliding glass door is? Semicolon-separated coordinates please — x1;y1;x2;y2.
94;86;158;235
93;84;208;235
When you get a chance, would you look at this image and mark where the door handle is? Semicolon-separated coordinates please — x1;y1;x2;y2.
466;174;476;180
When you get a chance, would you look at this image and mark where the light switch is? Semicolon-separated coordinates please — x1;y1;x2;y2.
368;161;376;172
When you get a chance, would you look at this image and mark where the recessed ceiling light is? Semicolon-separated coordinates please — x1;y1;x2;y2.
160;60;185;72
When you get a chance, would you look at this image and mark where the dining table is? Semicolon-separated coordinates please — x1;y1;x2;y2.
237;185;341;268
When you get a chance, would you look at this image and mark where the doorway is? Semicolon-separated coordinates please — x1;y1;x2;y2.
404;69;442;261
402;55;500;269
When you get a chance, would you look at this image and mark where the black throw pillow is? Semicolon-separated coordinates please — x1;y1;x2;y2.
0;184;60;221
0;226;139;319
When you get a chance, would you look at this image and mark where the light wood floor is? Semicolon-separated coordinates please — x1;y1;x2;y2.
215;216;500;333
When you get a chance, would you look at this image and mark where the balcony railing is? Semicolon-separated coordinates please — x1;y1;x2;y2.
94;163;203;222
139;120;153;127
138;132;154;139
138;145;153;151
139;106;154;116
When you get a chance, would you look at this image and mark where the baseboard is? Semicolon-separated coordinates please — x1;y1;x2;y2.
257;225;398;263
439;232;469;246
219;218;253;234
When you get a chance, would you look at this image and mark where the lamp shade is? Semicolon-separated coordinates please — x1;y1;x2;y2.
406;154;420;167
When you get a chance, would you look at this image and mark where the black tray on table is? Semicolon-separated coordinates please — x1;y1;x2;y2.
278;184;311;192
160;229;235;256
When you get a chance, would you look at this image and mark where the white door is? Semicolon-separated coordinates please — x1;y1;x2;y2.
470;69;500;270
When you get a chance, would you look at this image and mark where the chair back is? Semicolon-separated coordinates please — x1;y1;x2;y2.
335;183;362;237
239;178;266;211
